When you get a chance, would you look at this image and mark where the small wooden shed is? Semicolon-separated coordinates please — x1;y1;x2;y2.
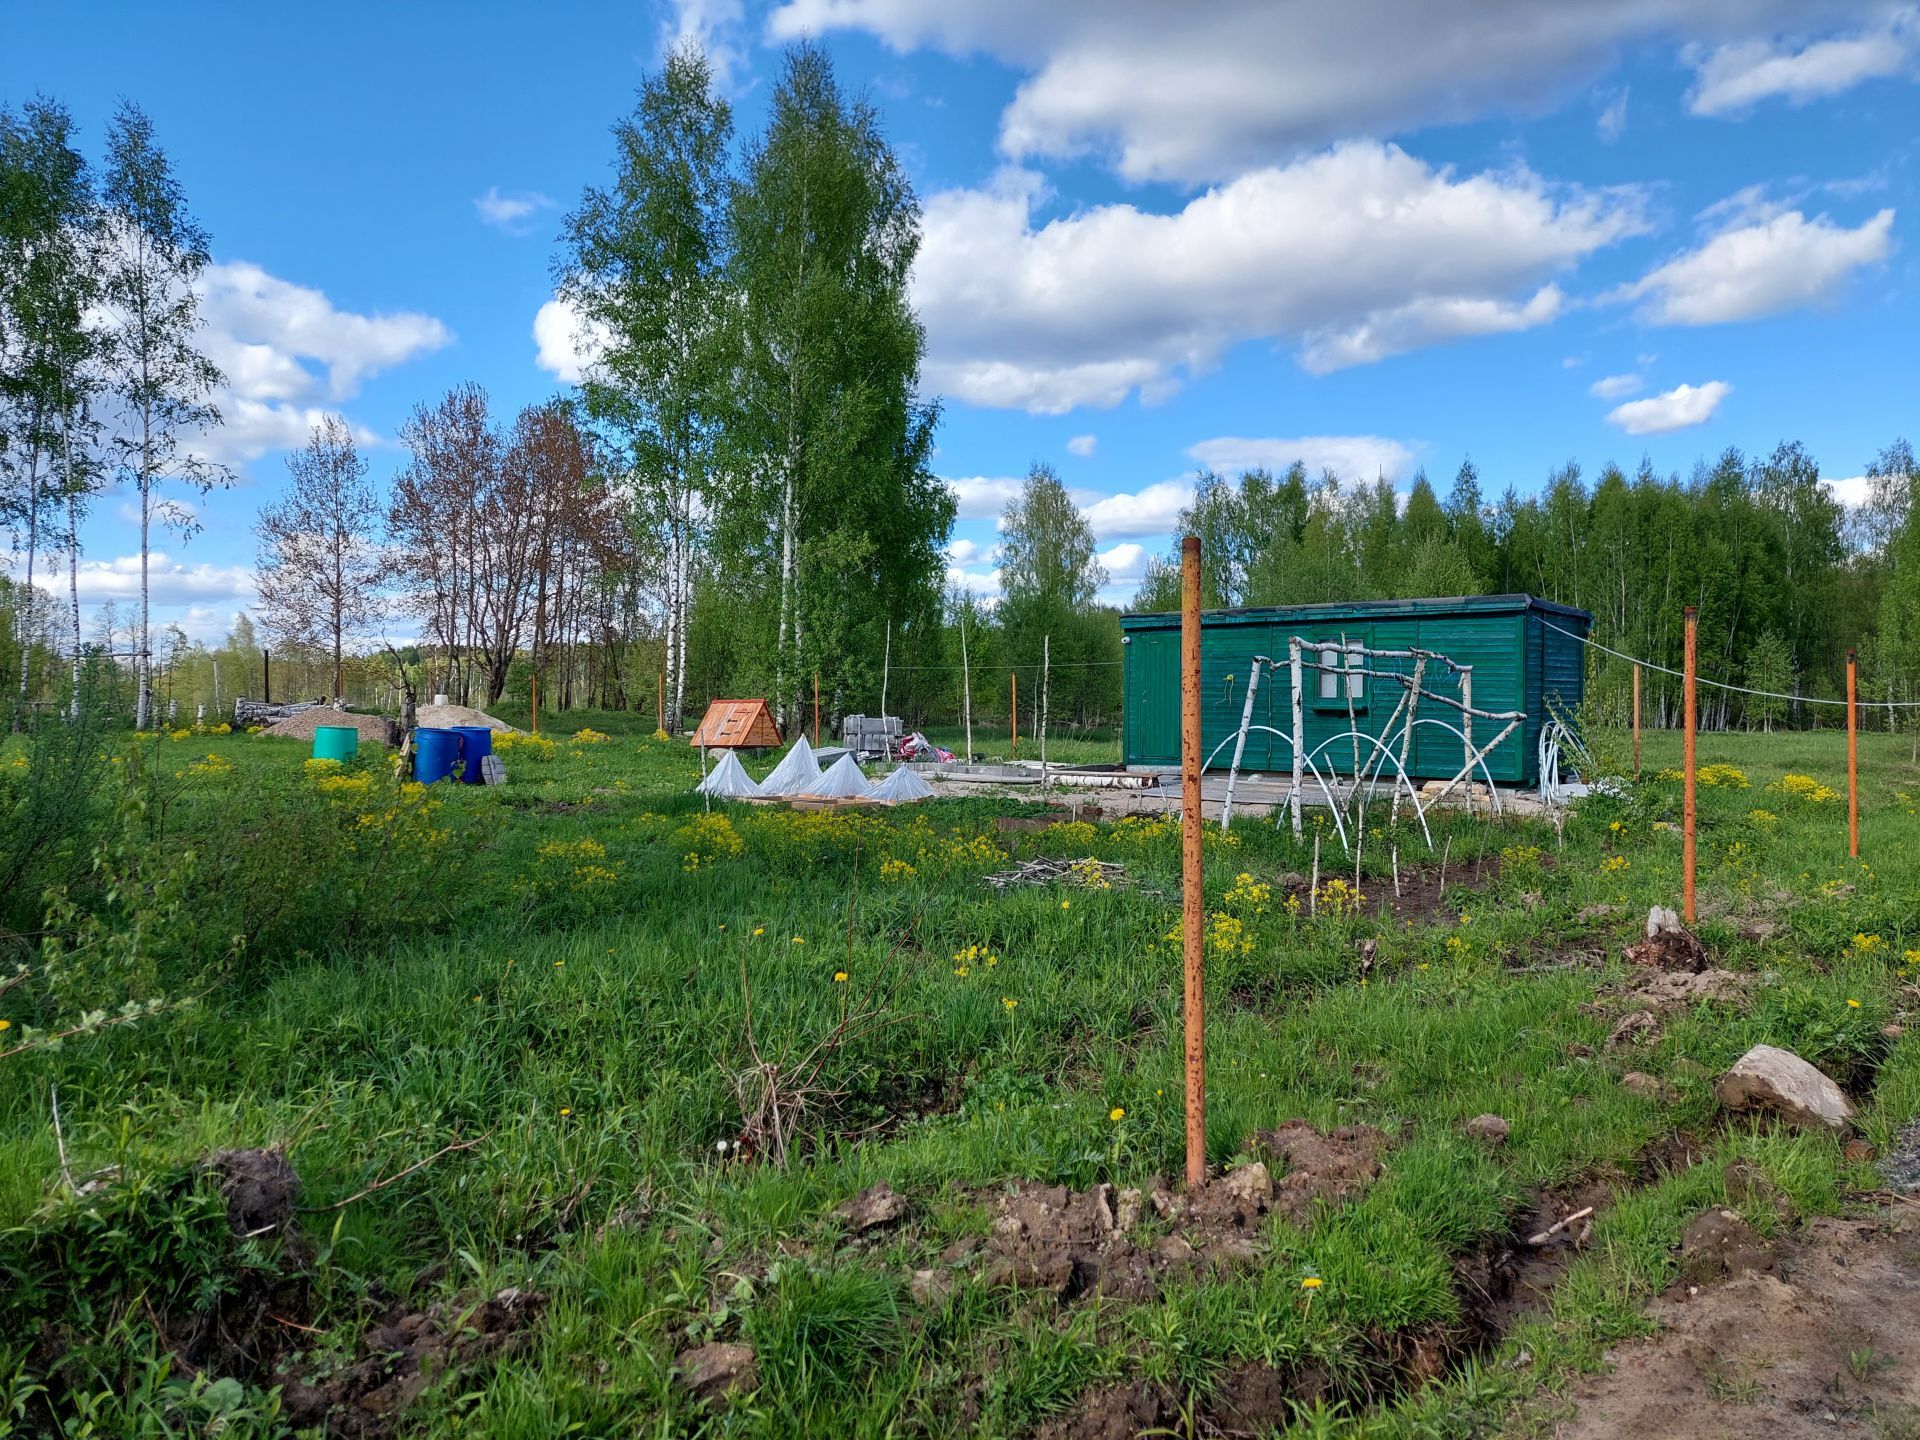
689;698;783;750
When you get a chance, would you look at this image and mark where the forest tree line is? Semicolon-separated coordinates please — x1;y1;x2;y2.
5;48;1918;739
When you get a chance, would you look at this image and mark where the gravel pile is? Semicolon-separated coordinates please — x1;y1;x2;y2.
414;703;513;732
257;708;396;746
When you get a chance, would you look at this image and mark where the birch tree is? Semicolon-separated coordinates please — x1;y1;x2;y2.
97;102;226;729
726;44;948;730
0;97;97;724
253;417;383;701
559;45;731;734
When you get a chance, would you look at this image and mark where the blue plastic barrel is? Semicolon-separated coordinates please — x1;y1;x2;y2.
413;727;462;785
451;726;494;783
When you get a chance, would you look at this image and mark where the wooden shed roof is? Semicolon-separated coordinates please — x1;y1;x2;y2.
689;698;783;749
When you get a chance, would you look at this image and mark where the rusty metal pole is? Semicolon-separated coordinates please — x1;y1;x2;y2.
1632;663;1641;775
1180;535;1206;1186
1011;671;1018;756
1682;605;1697;925
1848;648;1860;859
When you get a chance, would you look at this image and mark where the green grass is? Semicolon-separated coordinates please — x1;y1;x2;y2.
1;723;1917;1436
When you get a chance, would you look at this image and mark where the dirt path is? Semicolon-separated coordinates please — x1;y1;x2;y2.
1555;1206;1920;1439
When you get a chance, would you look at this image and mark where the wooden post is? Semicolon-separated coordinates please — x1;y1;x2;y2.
1011;671;1018;756
1179;535;1206;1186
657;670;663;733
263;649;271;704
813;671;820;747
1847;648;1860;859
1632;663;1641;775
959;613;973;763
1682;605;1697;925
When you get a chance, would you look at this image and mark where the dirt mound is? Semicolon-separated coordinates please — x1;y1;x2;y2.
1246;1121;1390;1223
1035;1379;1172;1440
200;1147;302;1239
978;1125;1388;1304
1557;1208;1920;1439
278;1287;544;1437
258;708;396;746
414;703;512;732
1624;908;1711;971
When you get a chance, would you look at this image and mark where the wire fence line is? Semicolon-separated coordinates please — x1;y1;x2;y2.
1538;617;1920;713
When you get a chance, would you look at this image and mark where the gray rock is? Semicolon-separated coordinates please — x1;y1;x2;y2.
909;1268;954;1306
1464;1114;1510;1145
1621;1071;1665;1100
838;1182;910;1231
1218;1161;1273;1205
677;1342;757;1404
1714;1044;1854;1132
1114;1187;1143;1233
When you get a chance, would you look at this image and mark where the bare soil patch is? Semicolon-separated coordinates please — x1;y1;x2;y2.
258;709;396;746
1555;1206;1920;1439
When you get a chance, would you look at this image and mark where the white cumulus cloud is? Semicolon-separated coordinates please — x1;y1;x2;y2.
533;297;614;386
1606;380;1732;434
1589;372;1644;399
943;475;1027;521
475;186;556;233
1688;9;1918;115
1823;474;1873;507
1080;480;1195;540
1614;207;1895;325
767;0;1876;183
913;142;1645;413
183;260;450;466
1066;434;1098;457
1186;434;1415;482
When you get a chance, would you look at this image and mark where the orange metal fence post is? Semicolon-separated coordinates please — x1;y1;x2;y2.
1179;535;1207;1187
1682;605;1697;925
813;672;820;747
1011;671;1018;756
1632;663;1641;775
1848;648;1860;859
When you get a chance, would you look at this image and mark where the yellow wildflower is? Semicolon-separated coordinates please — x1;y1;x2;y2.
1110;1107;1125;1122
1300;1277;1323;1290
834;971;849;984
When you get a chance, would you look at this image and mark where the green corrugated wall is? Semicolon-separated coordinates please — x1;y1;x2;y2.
1120;595;1590;786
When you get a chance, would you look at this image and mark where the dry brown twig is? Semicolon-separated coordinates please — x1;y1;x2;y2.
299;1131;492;1214
728;930;917;1169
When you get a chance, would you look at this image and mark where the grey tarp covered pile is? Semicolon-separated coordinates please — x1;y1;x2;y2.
864;764;934;803
758;735;822;796
806;752;870;799
697;748;763;798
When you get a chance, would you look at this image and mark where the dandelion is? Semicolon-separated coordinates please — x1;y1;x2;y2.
1156;1088;1164;1097
834;971;849;984
1300;1276;1323;1290
0;1019;10;1032
559;1108;572;1116
554;960;565;968
753;927;765;937
1002;996;1018;1011
1110;1107;1126;1122
1061;899;1071;909
1848;998;1862;1008
792;936;804;945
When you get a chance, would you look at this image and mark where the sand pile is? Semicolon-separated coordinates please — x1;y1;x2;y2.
414;703;513;732
258;708;395;746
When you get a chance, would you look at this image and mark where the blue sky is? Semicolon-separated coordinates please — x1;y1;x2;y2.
4;1;1917;639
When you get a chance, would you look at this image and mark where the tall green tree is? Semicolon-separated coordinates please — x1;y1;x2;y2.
97;102;226;729
0;97;97;722
724;44;949;729
998;463;1112;731
559;45;732;735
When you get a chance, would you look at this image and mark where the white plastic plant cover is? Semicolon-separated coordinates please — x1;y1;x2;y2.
759;735;822;796
696;748;763;798
865;765;933;803
806;752;870;799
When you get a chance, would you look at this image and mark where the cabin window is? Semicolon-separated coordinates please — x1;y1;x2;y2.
1316;647;1365;703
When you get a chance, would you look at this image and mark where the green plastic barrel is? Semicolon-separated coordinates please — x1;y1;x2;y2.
313;725;359;762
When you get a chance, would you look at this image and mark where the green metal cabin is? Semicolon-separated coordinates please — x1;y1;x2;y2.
1119;595;1591;787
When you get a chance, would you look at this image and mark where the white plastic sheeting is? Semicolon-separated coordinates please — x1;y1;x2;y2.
806;753;870;799
759;735;822;796
697;749;763;798
865;765;934;803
